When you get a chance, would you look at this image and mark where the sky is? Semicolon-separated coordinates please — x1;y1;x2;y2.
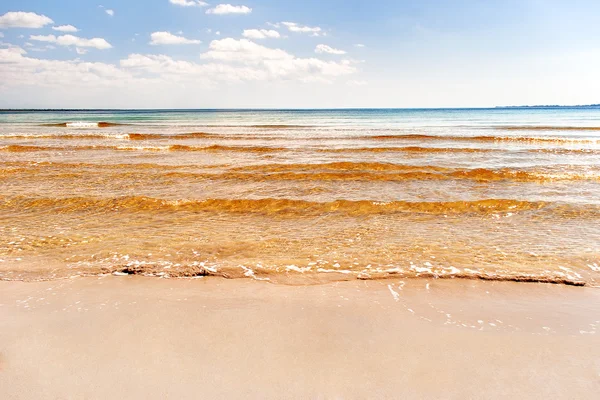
1;0;600;108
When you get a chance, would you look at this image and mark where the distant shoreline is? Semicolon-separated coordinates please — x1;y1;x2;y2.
1;105;599;112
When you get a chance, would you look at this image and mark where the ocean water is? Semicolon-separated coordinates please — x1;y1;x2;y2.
1;108;599;285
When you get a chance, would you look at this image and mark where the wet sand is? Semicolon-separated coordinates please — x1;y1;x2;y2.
1;277;599;399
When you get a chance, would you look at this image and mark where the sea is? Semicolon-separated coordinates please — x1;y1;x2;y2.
1;108;599;285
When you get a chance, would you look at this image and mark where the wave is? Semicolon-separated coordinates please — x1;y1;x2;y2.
325;147;600;155
3;139;600;156
496;125;600;131
0;161;220;171
6;130;600;145
0;133;130;140
168;144;286;153
1;145;57;152
323;146;495;153
1;132;215;141
250;125;313;129
87;265;584;286
3;160;597;183
366;134;600;143
0;144;286;153
0;144;165;152
40;122;126;128
236;162;449;173
2;262;587;286
2;195;597;217
220;170;598;183
127;132;214;140
228;163;599;182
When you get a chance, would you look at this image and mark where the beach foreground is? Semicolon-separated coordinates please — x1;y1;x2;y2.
1;277;599;399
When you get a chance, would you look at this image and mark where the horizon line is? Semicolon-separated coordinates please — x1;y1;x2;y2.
2;104;600;112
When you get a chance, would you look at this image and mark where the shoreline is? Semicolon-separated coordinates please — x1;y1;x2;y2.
0;270;590;287
1;277;599;399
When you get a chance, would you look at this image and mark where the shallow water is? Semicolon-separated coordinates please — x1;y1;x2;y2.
1;108;599;285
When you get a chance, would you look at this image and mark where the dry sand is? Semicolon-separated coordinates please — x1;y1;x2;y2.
1;277;599;399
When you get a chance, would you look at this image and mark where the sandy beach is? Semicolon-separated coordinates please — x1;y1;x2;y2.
1;277;598;399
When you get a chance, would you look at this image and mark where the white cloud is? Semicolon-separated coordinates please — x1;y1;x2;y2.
242;29;280;40
53;25;79;33
28;35;56;43
30;34;113;50
105;9;115;17
199;38;356;81
76;48;88;55
169;0;208;6
201;38;293;63
206;4;252;15
315;44;346;55
281;22;323;36
0;38;357;107
0;47;132;89
354;44;365;48
150;31;202;45
119;38;355;84
0;11;53;29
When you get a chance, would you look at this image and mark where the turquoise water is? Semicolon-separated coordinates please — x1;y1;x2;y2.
2;107;600;131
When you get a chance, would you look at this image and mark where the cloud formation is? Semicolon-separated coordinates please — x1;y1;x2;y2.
52;25;79;32
201;38;293;63
281;22;323;36
125;37;356;83
149;31;202;45
169;0;208;6
0;47;131;88
198;38;356;82
206;4;252;15
242;29;280;40
0;12;53;29
0;36;357;106
105;9;115;17
315;44;346;55
30;34;113;50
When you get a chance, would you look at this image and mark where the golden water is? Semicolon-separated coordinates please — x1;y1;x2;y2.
1;109;599;285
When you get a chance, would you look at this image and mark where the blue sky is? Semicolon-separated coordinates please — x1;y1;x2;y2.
1;0;600;108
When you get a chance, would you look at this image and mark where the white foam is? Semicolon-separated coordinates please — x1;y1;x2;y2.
286;265;311;273
66;122;98;128
558;266;583;279
411;266;431;273
587;263;600;272
387;284;400;302
384;267;403;274
317;268;352;274
240;265;270;281
442;266;461;275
